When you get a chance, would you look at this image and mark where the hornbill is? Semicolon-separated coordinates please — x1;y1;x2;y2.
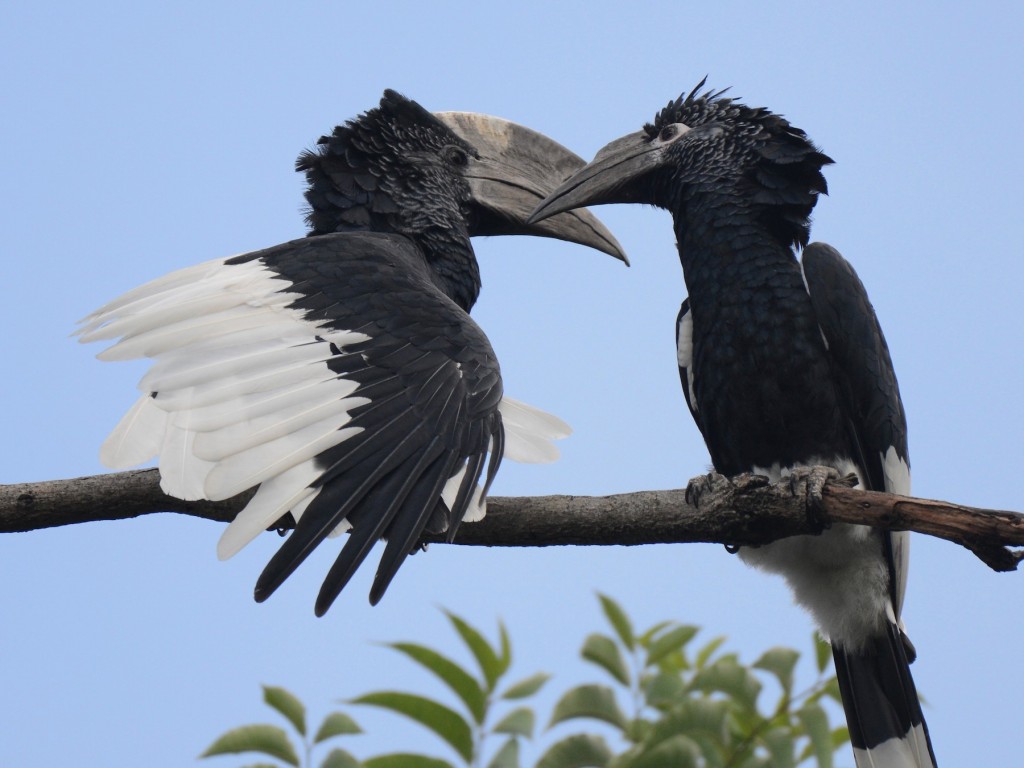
77;90;625;615
530;82;936;767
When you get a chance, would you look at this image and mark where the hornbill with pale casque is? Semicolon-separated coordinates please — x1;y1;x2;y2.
77;90;625;615
530;82;936;767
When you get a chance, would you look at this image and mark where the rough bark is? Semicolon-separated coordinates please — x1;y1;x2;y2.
2;468;1022;571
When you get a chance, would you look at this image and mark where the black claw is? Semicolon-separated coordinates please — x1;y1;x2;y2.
785;465;841;530
811;467;834;509
685;470;727;507
684;476;704;506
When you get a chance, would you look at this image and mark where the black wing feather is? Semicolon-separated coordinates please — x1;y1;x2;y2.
368;443;461;606
801;242;909;491
234;231;503;606
801;241;910;617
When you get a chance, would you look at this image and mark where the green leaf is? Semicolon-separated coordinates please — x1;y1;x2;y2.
488;737;520;768
493;707;535;738
799;725;848;766
637;621;674;646
728;702;759;740
690;656;762;711
363;755;455;768
387;642;487;723
320;748;363;768
694;636;727;669
657;699;730;741
535;733;612;768
802;725;850;763
831;724;851;750
501;672;551;700
797;702;833;768
200;724;300;766
752;647;800;697
548;685;627;731
634;698;728;765
498;621;512;678
645;625;700;667
315;712;363;743
821;677;842;703
353;692;473;763
642;671;685;707
263;685;307;737
581;633;630;686
759;728;796;768
627;734;701;768
597;593;634;651
445;611;503;691
813;632;831;674
624;717;654;744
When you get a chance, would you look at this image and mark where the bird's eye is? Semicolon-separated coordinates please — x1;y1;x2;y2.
655;123;692;145
444;146;469;167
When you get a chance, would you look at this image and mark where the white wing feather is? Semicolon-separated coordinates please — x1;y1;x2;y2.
80;255;368;548
81;255;572;562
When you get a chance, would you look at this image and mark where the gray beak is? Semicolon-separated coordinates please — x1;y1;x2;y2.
528;129;668;224
436;112;628;264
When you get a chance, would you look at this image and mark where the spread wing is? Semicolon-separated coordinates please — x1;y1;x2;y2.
78;231;569;613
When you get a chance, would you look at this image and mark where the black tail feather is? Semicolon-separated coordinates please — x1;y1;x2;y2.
832;622;936;767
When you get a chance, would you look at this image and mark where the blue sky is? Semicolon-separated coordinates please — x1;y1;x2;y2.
3;2;1022;766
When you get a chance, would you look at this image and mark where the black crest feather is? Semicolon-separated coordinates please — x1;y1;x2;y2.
295;90;470;237
646;79;834;248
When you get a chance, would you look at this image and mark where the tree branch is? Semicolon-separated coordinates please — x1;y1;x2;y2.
3;468;1022;572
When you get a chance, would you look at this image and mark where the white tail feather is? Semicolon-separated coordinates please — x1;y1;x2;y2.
498;396;571;464
502;430;562;463
498;396;571;438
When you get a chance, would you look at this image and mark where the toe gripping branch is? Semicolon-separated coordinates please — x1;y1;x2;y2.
685;466;859;554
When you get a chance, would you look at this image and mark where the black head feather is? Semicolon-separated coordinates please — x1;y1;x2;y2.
647;81;834;248
297;90;475;241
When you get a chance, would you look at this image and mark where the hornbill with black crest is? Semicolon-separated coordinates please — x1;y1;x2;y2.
530;82;936;767
78;90;625;615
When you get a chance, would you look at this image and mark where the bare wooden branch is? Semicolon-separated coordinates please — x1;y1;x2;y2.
2;468;1022;571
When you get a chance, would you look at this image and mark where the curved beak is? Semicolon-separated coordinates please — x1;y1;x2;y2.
436;112;628;264
527;129;669;225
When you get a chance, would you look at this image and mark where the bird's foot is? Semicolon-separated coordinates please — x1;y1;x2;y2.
732;472;772;493
685;471;733;508
784;465;856;528
686;471;770;555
